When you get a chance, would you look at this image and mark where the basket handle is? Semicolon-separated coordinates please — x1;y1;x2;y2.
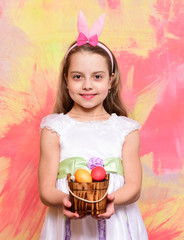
67;182;109;204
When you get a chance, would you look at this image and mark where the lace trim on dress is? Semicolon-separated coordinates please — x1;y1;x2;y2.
39;126;60;137
115;116;141;146
62;113;117;128
124;125;141;138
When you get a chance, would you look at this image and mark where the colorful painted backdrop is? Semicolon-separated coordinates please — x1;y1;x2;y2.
0;0;184;239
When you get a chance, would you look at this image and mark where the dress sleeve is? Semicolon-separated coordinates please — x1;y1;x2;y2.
39;114;62;137
119;116;141;138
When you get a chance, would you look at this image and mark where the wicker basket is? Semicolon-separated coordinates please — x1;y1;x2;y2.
67;173;109;215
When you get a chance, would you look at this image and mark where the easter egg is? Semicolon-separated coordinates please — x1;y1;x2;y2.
91;166;106;181
75;169;92;183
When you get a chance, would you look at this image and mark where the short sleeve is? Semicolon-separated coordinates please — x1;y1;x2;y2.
39;114;62;137
118;116;141;138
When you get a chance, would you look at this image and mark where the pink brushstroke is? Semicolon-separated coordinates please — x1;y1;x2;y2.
107;0;120;9
143;196;184;239
0;74;54;238
0;0;6;18
149;16;165;44
98;0;120;9
140;62;184;174
98;0;105;8
115;36;184;175
154;0;171;19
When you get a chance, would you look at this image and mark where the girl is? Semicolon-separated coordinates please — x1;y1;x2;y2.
39;11;148;240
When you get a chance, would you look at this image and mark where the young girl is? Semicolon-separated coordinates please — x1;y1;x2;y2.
39;11;148;240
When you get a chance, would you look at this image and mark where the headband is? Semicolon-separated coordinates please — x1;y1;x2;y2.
65;11;114;73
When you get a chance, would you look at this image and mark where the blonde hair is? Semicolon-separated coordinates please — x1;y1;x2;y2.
53;41;128;117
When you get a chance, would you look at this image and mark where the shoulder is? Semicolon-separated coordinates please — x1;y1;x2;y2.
40;113;63;137
118;115;140;128
40;113;61;125
113;114;141;137
40;113;63;129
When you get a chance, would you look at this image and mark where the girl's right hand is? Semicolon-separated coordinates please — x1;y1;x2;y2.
63;195;85;219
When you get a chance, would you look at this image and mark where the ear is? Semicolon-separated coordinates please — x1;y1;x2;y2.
108;73;114;89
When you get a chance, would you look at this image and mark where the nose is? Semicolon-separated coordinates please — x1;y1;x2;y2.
82;77;93;90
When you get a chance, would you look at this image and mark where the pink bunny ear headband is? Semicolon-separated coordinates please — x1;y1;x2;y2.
65;11;114;73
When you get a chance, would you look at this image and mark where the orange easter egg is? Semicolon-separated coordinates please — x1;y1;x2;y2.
75;169;92;183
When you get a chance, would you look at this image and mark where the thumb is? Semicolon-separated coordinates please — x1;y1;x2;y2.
63;197;72;208
107;193;115;202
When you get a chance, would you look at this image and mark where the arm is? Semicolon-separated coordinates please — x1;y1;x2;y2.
38;128;67;207
38;128;80;218
97;129;141;219
113;129;142;205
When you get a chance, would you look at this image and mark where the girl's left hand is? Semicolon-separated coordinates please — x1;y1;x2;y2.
91;194;115;219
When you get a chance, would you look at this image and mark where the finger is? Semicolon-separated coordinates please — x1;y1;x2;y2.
63;209;79;219
63;198;72;208
91;215;99;220
65;212;79;219
94;211;110;219
98;207;114;219
97;213;111;219
76;215;86;219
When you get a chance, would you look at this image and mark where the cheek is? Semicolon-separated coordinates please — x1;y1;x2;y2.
98;79;111;92
101;88;108;94
67;82;78;93
98;88;109;99
98;84;109;94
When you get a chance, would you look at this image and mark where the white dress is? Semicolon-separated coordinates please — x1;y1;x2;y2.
39;113;148;240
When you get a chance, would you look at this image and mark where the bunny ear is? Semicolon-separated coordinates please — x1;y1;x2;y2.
89;13;106;37
77;11;90;38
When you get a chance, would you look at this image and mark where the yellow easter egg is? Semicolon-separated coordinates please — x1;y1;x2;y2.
75;169;92;183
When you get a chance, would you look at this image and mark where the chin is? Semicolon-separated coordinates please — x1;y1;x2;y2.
75;102;100;110
80;104;98;109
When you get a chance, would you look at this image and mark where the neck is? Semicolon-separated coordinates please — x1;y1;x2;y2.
67;107;111;121
69;112;109;117
69;105;108;117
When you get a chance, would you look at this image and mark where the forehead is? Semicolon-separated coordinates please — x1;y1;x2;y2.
68;51;109;72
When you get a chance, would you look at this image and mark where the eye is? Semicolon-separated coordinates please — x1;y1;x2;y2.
73;74;82;79
94;74;102;79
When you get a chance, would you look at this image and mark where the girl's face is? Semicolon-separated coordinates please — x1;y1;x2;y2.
66;51;112;112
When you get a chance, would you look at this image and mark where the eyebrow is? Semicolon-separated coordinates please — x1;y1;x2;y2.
70;71;106;74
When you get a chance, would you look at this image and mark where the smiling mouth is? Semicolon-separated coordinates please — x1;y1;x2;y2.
80;94;97;99
80;94;97;96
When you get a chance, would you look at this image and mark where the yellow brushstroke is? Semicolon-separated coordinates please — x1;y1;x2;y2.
102;1;157;56
0;227;30;240
133;77;168;125
126;65;134;89
139;153;184;235
8;0;158;58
